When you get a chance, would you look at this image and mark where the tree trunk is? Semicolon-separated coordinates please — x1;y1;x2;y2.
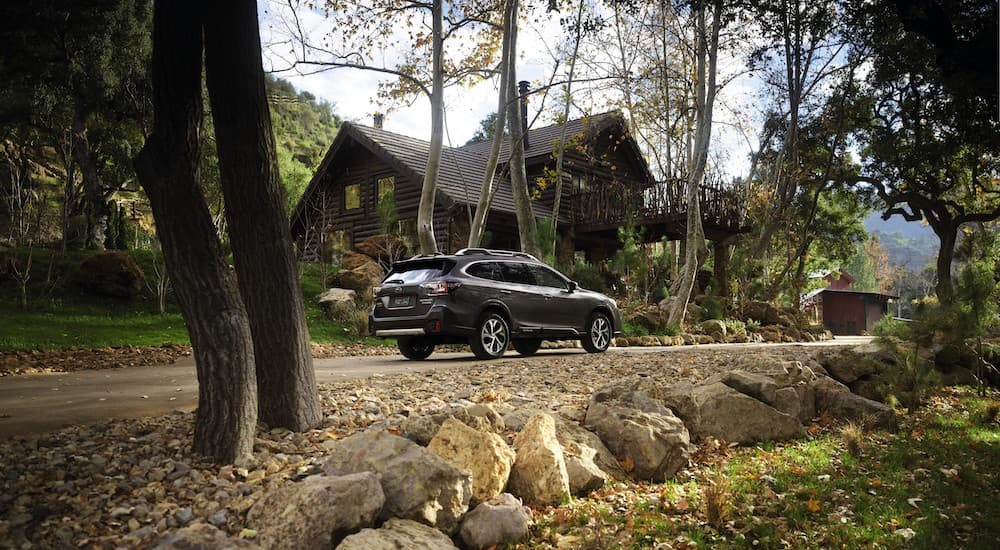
416;0;445;254
934;225;956;305
134;0;256;465
71;107;108;250
468;0;514;248
549;0;587;251
667;0;721;327
203;0;321;431
505;0;539;257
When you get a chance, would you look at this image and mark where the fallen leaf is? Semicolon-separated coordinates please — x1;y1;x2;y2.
907;498;923;508
894;528;916;540
807;498;821;513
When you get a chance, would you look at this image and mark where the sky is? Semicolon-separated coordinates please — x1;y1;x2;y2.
257;0;759;178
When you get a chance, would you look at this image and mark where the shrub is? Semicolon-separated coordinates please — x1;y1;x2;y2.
871;316;909;340
745;318;761;331
841;422;864;457
570;260;607;293
722;318;746;335
651;285;668;304
703;475;731;530
700;296;724;321
663;323;681;337
884;350;941;411
622;322;649;337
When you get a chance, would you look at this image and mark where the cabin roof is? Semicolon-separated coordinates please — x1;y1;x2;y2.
290;111;649;231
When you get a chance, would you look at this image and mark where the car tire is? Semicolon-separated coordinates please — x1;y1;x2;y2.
470;312;509;360
582;312;612;353
398;337;434;360
512;338;543;356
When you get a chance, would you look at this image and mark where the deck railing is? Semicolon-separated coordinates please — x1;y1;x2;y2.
570;179;747;232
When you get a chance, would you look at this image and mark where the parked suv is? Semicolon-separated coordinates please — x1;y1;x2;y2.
370;248;622;360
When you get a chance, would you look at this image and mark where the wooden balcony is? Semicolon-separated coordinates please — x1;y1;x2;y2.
570;179;749;241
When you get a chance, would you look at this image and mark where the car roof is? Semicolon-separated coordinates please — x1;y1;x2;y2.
403;248;542;264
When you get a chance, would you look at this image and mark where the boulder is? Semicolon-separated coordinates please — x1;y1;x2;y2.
353;234;410;265
340;251;374;271
321;430;471;534
681;333;696;345
317;288;359;320
336;259;385;296
699;320;727;341
153;523;259;549
551;416;628;492
508;413;570;506
76;251;144;298
934;343;978;372
849;376;886;402
818;344;893;385
428;418;515;505
627;336;644;347
695;334;716;345
246;473;383;549
615;337;630;347
771;386;814;424
718;371;778;405
457;493;532;550
584;394;691;481
688;382;805;444
639;335;660;346
403;403;505;446
336;518;458;550
811;377;897;430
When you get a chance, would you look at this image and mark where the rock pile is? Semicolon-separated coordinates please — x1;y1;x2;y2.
162;346;897;549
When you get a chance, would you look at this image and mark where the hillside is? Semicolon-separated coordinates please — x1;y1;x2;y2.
864;212;938;271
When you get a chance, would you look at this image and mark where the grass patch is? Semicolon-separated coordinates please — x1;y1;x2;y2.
520;388;1000;548
0;248;388;351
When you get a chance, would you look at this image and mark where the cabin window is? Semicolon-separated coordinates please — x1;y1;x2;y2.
345;183;361;210
572;173;589;193
377;176;395;204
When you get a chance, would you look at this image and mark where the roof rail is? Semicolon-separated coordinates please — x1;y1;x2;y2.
454;248;540;262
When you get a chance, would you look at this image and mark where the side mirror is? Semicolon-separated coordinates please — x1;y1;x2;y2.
567;281;577;293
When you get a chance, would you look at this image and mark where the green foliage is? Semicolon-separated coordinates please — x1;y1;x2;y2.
662;323;681;337
611;220;646;302
699;296;724;321
651;285;668;303
722;318;746;336
745;318;761;331
532;217;558;266
871;316;909;340
884;349;941;411
569;260;607;293
377;187;399;235
622;322;648;337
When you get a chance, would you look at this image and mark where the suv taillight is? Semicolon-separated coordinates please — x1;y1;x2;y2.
420;280;461;295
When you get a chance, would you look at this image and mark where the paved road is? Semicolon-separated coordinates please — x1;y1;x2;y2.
0;336;872;438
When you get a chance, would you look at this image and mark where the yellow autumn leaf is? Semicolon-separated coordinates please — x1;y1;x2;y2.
807;498;821;513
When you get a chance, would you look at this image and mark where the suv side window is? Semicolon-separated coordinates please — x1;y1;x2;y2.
530;265;569;290
466;261;502;281
501;261;536;286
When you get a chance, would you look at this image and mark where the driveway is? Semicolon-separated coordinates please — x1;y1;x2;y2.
0;336;872;438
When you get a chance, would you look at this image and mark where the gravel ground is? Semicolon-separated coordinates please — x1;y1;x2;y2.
0;344;834;548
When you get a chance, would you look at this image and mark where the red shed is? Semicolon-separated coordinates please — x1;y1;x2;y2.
803;270;897;335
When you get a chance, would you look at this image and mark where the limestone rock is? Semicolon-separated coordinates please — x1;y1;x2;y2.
153;523;259;549
321;430;471;534
818;344;893;384
340;251;373;271
246;473;383;549
689;382;805;444
584;393;691;481
744;301;787;326
403;403;505;446
336;518;458;550
718;371;778;405
457;493;532;550
699;320;727;341
336;258;385;296
317;288;358;320
508;413;570;506
812;377;897;430
551;415;628;492
428;418;515;505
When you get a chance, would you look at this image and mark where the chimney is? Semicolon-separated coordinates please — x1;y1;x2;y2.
518;80;530;149
373;112;384;129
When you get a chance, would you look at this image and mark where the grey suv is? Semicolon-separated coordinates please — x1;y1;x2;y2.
370;248;622;360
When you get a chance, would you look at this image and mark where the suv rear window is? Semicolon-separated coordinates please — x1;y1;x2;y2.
383;259;455;284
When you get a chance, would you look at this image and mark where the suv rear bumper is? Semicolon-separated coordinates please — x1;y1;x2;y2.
370;305;473;338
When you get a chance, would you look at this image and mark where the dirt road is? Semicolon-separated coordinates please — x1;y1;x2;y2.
0;337;871;438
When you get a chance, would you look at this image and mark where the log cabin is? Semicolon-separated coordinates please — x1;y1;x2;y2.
289;109;748;264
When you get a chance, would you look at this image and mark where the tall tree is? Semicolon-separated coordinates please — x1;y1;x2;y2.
468;0;514;248
134;0;256;464
416;0;445;253
851;0;999;305
666;0;723;326
504;0;541;257
203;0;321;430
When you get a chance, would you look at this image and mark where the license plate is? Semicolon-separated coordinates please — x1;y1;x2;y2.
390;296;413;308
